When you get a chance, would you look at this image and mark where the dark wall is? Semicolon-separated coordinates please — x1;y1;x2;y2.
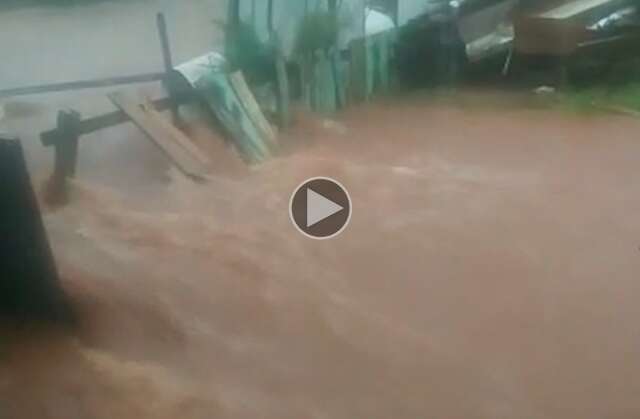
0;135;71;321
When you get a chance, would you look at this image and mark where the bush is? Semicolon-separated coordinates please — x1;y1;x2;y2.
295;10;339;55
224;22;275;85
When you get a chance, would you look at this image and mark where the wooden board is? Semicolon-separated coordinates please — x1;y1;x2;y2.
275;54;291;129
349;38;368;103
109;91;209;180
140;99;211;166
228;71;278;149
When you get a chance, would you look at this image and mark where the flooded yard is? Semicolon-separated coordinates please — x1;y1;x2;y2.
3;91;640;418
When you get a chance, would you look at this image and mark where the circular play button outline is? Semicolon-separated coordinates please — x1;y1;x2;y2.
289;177;352;240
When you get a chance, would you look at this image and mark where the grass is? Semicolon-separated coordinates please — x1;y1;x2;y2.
556;58;640;114
400;83;640;118
558;83;640;114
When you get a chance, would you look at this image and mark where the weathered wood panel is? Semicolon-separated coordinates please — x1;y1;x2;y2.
0;135;71;321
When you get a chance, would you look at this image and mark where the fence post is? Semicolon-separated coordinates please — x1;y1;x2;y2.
272;32;290;129
47;110;81;206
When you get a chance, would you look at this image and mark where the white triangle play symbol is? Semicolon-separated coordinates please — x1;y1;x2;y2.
306;188;344;228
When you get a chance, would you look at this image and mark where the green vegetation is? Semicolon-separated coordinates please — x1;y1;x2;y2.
558;58;640;113
294;10;340;55
560;84;640;114
220;21;275;85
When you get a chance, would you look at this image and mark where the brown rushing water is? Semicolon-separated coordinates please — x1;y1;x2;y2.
3;93;640;419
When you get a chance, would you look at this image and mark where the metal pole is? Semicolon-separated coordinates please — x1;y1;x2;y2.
156;12;179;123
157;13;174;75
268;0;274;32
0;73;165;99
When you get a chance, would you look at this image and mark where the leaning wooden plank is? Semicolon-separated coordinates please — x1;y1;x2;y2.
190;70;271;163
228;71;278;149
140;99;211;166
108;91;208;180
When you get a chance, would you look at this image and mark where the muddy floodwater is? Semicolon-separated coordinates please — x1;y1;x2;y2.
2;92;640;418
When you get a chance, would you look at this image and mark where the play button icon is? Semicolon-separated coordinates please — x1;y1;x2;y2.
306;188;344;227
290;177;352;239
